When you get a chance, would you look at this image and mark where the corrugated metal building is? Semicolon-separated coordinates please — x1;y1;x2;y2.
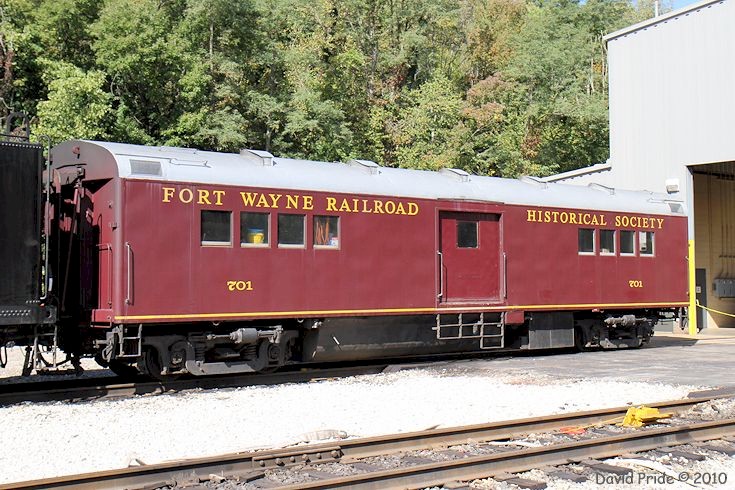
545;0;735;330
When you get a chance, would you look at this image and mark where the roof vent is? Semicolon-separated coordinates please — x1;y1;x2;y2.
668;202;684;214
348;159;380;175
130;159;162;176
157;145;198;155
440;168;470;182
519;175;547;188
240;149;274;166
588;182;615;195
169;158;209;167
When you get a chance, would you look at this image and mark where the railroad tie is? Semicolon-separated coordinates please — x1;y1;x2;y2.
349;462;382;472
402;455;437;465
545;469;588;483
654;447;707;461
493;473;547;490
441;481;471;489
694;442;735;456
579;459;633;475
249;478;283;489
302;469;341;480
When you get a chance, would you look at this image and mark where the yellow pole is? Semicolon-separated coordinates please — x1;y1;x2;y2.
688;239;698;335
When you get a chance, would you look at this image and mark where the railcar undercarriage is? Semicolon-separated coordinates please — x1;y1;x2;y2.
88;309;666;379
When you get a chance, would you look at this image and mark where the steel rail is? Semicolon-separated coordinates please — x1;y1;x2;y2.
282;418;735;490
4;395;728;490
0;364;390;406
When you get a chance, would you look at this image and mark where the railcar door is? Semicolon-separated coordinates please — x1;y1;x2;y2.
438;212;502;303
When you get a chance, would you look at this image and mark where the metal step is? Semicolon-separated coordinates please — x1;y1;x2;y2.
117;324;142;358
434;312;504;349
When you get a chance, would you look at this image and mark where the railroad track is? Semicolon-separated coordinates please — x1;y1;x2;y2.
6;395;734;490
0;363;394;406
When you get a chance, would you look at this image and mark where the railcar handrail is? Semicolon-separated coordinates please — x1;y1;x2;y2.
437;251;444;300
125;242;133;305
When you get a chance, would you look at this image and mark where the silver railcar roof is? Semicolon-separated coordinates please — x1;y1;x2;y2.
51;140;685;216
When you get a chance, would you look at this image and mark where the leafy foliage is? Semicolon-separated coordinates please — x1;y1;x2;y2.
0;0;663;177
33;61;111;141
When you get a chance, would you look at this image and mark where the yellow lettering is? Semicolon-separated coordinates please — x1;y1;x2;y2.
642;217;649;228
302;195;314;210
527;209;537;222
615;216;621;227
542;210;549;222
197;189;211;205
374;201;385;214
395;202;407;215
240;192;257;207
212;190;225;206
269;194;282;208
407;202;419;215
286;195;299;209
552;211;559;223
656;218;664;229
338;199;351;212
162;187;175;203
582;213;590;225
600;215;607;226
591;214;599;226
560;212;568;224
326;197;337;211
569;213;578;224
179;188;193;203
256;194;269;207
384;201;396;214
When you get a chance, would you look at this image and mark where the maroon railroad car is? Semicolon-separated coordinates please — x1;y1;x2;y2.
48;141;688;377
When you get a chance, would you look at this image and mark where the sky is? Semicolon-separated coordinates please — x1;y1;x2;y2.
671;0;703;11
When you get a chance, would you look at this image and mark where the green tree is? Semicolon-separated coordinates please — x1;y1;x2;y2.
33;0;101;69
0;0;46;120
0;0;667;178
458;0;644;177
391;75;463;170
33;61;112;142
90;0;187;142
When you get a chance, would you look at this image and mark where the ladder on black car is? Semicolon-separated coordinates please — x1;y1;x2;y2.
21;324;62;375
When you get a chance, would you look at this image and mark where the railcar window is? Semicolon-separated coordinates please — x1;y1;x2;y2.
578;228;595;254
620;230;635;255
201;210;232;246
314;216;340;248
457;221;478;248
241;212;270;247
639;231;654;255
600;230;615;255
278;214;305;247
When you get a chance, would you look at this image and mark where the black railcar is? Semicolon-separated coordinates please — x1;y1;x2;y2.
0;142;55;346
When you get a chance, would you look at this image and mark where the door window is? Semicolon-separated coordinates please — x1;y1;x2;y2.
457;221;478;248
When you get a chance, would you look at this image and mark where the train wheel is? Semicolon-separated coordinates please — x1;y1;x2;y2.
138;347;159;378
108;360;139;380
138;347;180;381
574;326;592;352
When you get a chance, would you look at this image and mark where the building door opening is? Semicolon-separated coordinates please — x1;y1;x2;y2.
692;162;735;328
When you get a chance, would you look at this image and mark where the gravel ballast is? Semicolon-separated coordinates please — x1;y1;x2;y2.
0;361;699;485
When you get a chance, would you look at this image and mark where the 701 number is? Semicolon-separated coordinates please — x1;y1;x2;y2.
629;280;643;288
227;280;254;291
